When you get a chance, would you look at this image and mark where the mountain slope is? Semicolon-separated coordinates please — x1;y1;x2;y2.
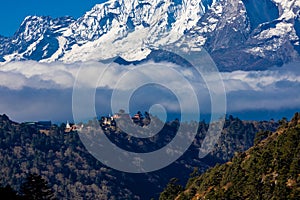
0;113;277;199
0;0;299;71
178;0;300;70
0;16;74;62
163;113;300;199
52;0;210;63
0;114;136;199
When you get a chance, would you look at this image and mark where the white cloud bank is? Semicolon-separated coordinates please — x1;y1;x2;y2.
0;60;299;122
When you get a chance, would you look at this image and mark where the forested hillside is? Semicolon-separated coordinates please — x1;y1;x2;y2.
161;113;300;200
0;113;278;199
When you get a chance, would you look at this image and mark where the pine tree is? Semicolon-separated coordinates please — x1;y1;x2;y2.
20;174;55;200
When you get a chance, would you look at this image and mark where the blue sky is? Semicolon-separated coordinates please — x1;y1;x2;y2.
0;0;107;37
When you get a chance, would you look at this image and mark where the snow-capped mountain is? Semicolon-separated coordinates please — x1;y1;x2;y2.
0;0;299;71
177;0;300;70
0;16;74;62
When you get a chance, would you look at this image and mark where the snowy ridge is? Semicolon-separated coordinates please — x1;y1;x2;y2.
0;16;74;63
57;0;211;62
0;0;299;71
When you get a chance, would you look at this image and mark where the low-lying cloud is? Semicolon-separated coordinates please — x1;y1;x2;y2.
0;60;299;122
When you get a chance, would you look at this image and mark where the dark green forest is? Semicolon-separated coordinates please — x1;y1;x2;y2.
160;113;300;200
0;113;279;199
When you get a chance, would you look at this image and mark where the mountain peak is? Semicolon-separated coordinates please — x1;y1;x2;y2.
0;0;299;70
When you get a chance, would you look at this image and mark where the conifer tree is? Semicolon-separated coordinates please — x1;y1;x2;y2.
20;174;55;200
